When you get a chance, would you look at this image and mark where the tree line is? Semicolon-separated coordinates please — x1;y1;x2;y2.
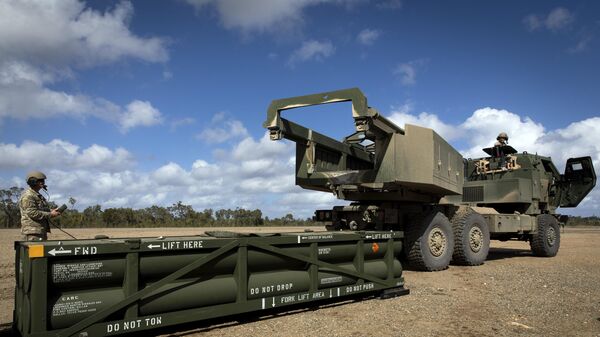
2;186;599;229
0;187;319;229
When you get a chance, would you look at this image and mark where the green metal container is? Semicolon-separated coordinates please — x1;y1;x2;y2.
13;231;408;337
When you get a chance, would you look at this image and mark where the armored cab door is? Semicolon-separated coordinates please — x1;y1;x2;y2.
559;156;596;207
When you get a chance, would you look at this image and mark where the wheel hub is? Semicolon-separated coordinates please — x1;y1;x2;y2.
468;227;483;253
547;226;557;246
428;227;447;257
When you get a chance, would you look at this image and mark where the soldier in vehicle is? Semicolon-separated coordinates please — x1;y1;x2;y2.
19;171;62;241
492;132;509;168
494;132;508;147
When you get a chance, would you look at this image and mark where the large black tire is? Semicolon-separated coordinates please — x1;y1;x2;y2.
451;209;490;266
405;212;454;271
530;214;560;257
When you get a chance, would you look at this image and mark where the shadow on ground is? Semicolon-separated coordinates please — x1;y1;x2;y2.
0;323;15;337
485;247;531;261
401;246;532;271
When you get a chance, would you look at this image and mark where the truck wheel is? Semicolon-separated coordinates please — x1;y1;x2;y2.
451;209;490;266
530;214;560;257
405;212;454;271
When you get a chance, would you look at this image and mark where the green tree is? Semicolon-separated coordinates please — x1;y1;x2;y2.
0;187;23;228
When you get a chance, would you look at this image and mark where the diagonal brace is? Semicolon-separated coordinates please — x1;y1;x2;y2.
57;241;239;337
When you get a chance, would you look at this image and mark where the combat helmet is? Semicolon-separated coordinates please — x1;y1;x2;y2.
497;132;508;141
26;171;47;186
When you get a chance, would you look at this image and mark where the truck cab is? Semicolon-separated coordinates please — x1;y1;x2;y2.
459;147;596;216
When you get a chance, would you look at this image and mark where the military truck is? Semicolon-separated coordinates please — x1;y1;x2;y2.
264;88;596;271
441;146;595;264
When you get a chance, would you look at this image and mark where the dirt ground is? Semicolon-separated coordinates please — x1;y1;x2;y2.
1;226;599;337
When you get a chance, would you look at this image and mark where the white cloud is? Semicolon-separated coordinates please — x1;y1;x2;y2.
215;0;313;33
523;7;593;55
77;144;133;169
533;117;600;167
197;113;249;143
0;61;58;86
0;65;164;131
152;162;193;186
460;107;545;158
170;117;195;131
118;100;163;133
0;139;134;171
357;29;381;45
1;127;338;217
523;7;574;32
0;0;168;131
388;108;461;142
191;159;221;179
230;133;291;162
393;60;426;86
545;7;574;32
185;0;365;34
568;34;593;54
0;0;168;68
0;60;120;121
287;40;335;67
523;14;543;32
388;105;547;158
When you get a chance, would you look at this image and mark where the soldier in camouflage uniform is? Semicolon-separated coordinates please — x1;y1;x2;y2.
493;132;509;168
19;171;62;241
494;132;508;147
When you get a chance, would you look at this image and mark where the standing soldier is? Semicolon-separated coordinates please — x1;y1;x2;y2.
19;171;62;241
492;132;509;168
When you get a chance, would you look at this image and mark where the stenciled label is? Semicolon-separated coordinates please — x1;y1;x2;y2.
345;282;375;294
318;247;331;255
249;282;294;295
47;246;98;256
52;297;102;317
106;316;162;334
260;283;381;310
365;233;393;240
146;240;203;250
298;234;335;243
306;234;333;240
52;261;112;283
320;276;343;285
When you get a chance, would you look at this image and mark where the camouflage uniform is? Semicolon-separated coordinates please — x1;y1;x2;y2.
19;187;51;241
494;132;508;147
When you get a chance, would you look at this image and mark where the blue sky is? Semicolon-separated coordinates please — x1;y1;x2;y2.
0;0;599;218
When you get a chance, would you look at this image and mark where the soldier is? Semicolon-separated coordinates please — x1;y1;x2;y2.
494;132;509;147
19;171;62;241
492;132;509;168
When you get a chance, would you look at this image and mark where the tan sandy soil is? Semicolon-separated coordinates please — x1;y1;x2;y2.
1;227;599;337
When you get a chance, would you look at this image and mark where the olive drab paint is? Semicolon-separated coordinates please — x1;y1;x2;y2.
442;151;596;234
266;88;596;270
264;88;464;202
13;231;408;337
